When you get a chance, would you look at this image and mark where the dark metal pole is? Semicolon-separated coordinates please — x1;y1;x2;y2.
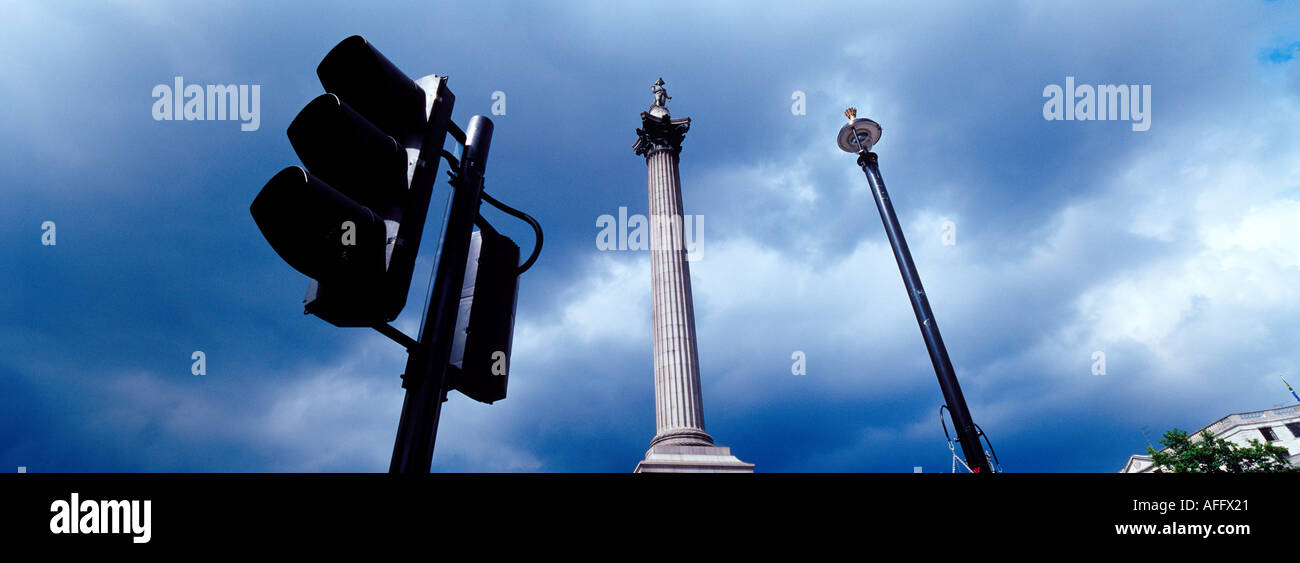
389;115;494;473
856;150;992;475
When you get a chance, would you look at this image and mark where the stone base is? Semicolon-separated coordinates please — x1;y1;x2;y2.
634;444;755;473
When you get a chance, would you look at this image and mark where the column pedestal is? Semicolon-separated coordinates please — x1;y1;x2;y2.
634;444;755;473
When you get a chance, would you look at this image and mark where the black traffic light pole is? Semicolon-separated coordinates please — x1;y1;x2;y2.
389;116;494;473
854;149;993;475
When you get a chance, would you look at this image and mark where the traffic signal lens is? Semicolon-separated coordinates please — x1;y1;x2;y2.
250;166;388;287
288;93;410;213
317;35;428;143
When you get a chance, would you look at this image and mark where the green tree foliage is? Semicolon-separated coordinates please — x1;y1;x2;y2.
1147;428;1297;473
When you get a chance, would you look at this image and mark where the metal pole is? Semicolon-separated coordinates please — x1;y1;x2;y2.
856;150;992;475
389;115;494;473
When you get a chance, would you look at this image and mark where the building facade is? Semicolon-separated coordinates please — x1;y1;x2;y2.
1120;406;1300;473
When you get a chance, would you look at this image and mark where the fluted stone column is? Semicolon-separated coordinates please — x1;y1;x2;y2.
632;86;752;473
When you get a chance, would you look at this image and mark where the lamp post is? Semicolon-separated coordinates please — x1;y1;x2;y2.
838;108;992;474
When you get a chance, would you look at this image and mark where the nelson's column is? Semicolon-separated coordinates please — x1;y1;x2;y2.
632;78;753;473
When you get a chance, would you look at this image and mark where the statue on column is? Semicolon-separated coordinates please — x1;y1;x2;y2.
651;77;671;109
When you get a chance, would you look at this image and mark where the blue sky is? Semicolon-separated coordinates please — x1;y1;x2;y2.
3;0;1300;472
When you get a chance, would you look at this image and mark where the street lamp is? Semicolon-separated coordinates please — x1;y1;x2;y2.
839;108;993;474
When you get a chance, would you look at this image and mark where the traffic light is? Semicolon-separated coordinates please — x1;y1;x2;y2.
250;35;454;326
249;35;544;473
448;229;521;404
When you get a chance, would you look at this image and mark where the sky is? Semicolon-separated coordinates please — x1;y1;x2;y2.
2;0;1300;473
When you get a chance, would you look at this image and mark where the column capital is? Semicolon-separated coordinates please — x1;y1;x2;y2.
634;111;692;158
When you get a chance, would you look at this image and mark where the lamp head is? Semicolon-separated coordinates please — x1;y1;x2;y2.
837;108;882;153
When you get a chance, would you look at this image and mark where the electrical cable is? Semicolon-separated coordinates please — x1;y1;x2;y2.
939;405;1002;473
975;423;1003;473
479;190;543;275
